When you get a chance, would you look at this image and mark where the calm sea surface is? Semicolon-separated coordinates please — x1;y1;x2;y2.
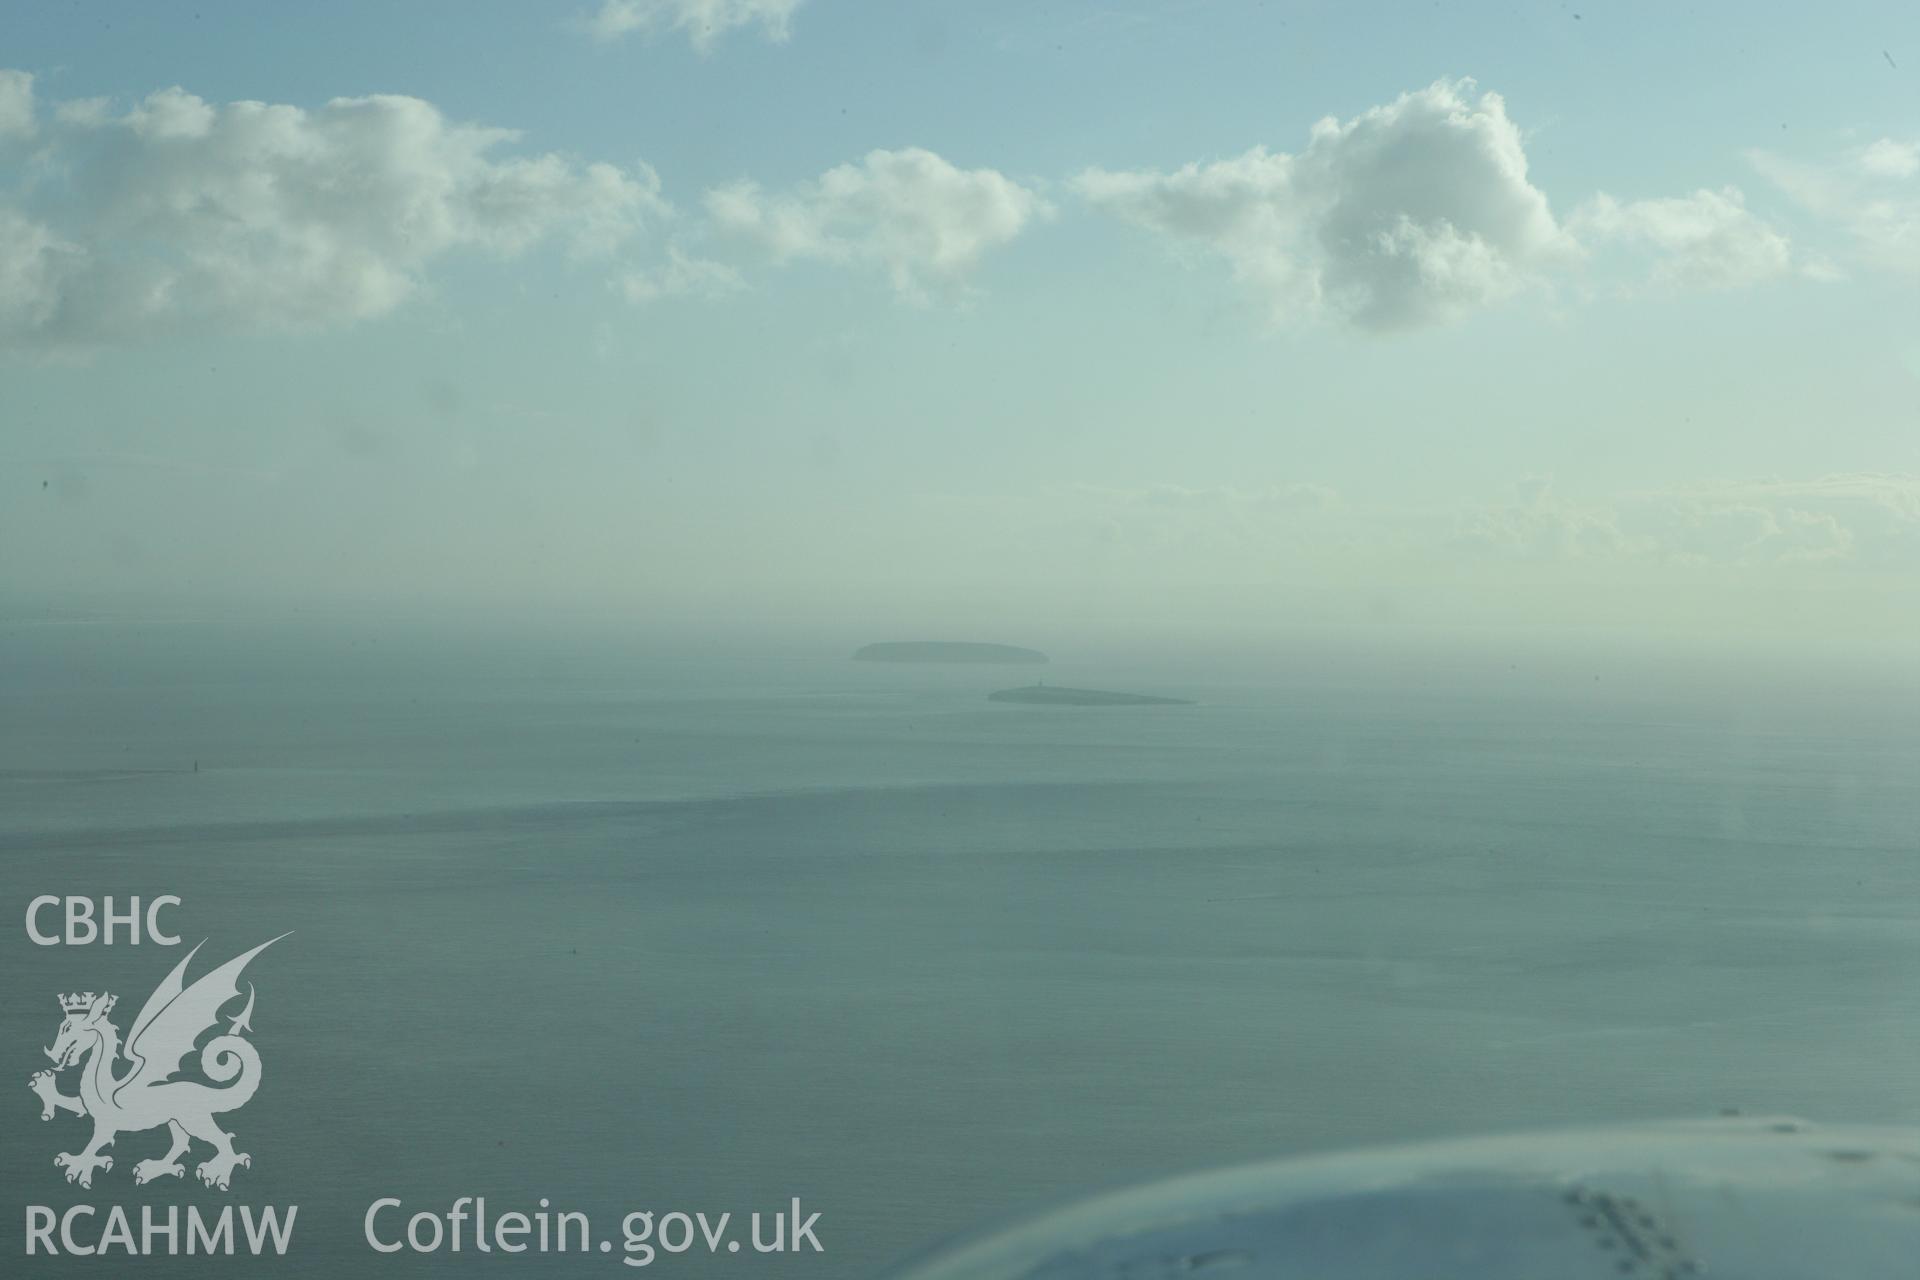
2;621;1917;1276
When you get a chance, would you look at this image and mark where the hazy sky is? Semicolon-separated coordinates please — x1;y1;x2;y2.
3;1;1918;649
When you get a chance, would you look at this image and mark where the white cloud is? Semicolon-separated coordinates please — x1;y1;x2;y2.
1798;254;1847;283
1858;138;1920;179
1076;79;1575;331
705;147;1046;300
582;0;800;51
0;69;33;139
1751;140;1920;273
0;209;74;335
1570;187;1792;291
1456;477;1631;560
0;80;668;350
986;472;1917;587
1624;475;1920;568
620;245;746;302
1461;474;1920;568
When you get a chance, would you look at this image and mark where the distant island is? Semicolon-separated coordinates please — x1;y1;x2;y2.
988;684;1192;707
854;641;1049;665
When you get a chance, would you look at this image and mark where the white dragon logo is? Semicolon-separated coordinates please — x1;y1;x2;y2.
27;935;287;1191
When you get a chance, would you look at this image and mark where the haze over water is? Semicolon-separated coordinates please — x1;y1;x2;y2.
9;3;1920;1275
3;620;1916;1277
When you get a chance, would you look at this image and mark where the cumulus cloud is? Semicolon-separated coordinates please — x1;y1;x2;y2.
1076;79;1576;330
0;69;33;139
1078;79;1809;327
582;0;800;50
1752;139;1920;274
705;147;1046;299
0;80;668;349
0;209;73;336
1460;473;1920;567
1622;475;1920;568
1570;187;1792;291
1457;477;1631;560
1857;138;1920;179
980;473;1916;592
620;245;745;302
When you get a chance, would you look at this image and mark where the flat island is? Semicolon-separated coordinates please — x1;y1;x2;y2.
854;641;1048;665
988;684;1192;707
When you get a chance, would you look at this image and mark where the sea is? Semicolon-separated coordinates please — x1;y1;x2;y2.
1;618;1916;1277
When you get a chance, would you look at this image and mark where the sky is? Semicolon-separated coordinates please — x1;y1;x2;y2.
3;0;1919;654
